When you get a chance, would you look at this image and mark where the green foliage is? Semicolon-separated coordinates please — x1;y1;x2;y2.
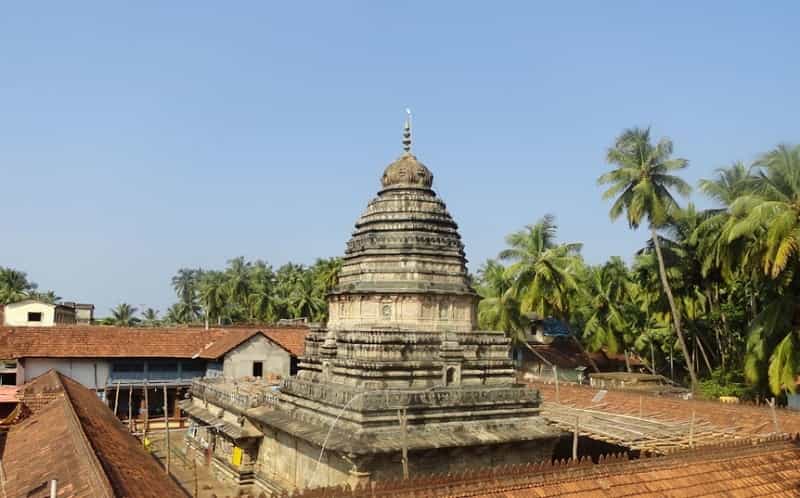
0;267;59;305
167;257;342;326
698;369;750;400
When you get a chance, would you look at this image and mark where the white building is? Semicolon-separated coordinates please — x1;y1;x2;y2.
2;299;76;326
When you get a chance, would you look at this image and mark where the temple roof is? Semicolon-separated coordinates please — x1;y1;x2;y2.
333;131;473;297
380;152;434;189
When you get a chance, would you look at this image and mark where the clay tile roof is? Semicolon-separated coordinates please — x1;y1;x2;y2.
532;381;800;436
293;437;800;497
195;327;307;359
0;325;306;359
2;370;187;498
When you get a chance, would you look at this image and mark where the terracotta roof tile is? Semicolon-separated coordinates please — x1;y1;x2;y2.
294;437;800;497
197;327;307;358
0;325;307;359
2;370;187;498
532;381;800;436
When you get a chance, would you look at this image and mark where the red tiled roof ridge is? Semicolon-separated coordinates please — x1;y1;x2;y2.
57;372;117;497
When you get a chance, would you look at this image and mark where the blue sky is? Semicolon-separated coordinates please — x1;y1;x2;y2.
1;2;798;316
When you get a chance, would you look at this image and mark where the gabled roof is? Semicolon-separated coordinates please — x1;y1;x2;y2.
0;325;307;359
2;370;187;498
196;328;306;358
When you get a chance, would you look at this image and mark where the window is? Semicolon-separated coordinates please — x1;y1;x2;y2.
445;367;456;386
252;361;263;378
27;312;42;322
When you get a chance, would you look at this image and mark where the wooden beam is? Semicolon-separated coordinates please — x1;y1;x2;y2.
163;385;171;475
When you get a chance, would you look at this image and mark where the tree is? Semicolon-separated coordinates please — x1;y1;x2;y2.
110;303;139;326
499;215;583;320
598;127;698;390
476;260;527;342
0;267;37;304
142;308;160;327
581;257;633;356
248;261;278;323
724;144;800;394
199;271;227;328
171;268;200;323
289;270;325;321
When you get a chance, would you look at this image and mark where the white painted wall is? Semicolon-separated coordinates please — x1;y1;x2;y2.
4;301;57;326
222;334;292;379
3;301;76;326
22;358;111;389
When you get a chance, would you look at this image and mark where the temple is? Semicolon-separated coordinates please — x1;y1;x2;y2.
243;117;560;492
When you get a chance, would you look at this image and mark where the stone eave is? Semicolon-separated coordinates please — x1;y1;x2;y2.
245;406;560;455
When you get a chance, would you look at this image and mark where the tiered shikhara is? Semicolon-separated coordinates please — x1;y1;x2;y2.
253;119;558;486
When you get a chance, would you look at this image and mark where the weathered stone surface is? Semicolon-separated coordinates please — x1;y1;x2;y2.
247;136;561;493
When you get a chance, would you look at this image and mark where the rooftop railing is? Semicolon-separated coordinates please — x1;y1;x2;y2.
191;378;278;411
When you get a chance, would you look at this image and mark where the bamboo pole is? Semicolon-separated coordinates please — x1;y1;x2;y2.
142;382;149;445
553;366;560;403
128;386;133;432
193;458;198;498
688;410;696;448
572;415;579;460
113;382;120;417
769;398;781;434
163;385;171;475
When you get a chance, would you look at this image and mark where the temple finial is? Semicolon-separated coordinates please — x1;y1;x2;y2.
402;108;412;152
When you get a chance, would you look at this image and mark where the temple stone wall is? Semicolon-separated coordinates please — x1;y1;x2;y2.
254;427;559;492
328;294;476;333
255;426;353;490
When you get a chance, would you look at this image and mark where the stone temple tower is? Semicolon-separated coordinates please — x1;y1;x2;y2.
249;117;559;491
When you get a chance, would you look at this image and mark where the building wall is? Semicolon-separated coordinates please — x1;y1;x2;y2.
22;358;111;389
254;425;352;491
75;307;94;324
222;335;292;379
252;427;558;493
3;301;76;326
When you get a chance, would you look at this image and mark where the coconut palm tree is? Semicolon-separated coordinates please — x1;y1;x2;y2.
142;308;160;327
0;267;36;304
499;215;583;320
724;144;800;394
110;303;139;326
289;271;325;321
248;260;278;323
598;127;698;389
225;257;252;314
199;271;227;328
582;257;633;356
476;260;527;341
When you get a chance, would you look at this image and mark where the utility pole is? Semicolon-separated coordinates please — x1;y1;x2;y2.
163;385;171;474
397;408;409;479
